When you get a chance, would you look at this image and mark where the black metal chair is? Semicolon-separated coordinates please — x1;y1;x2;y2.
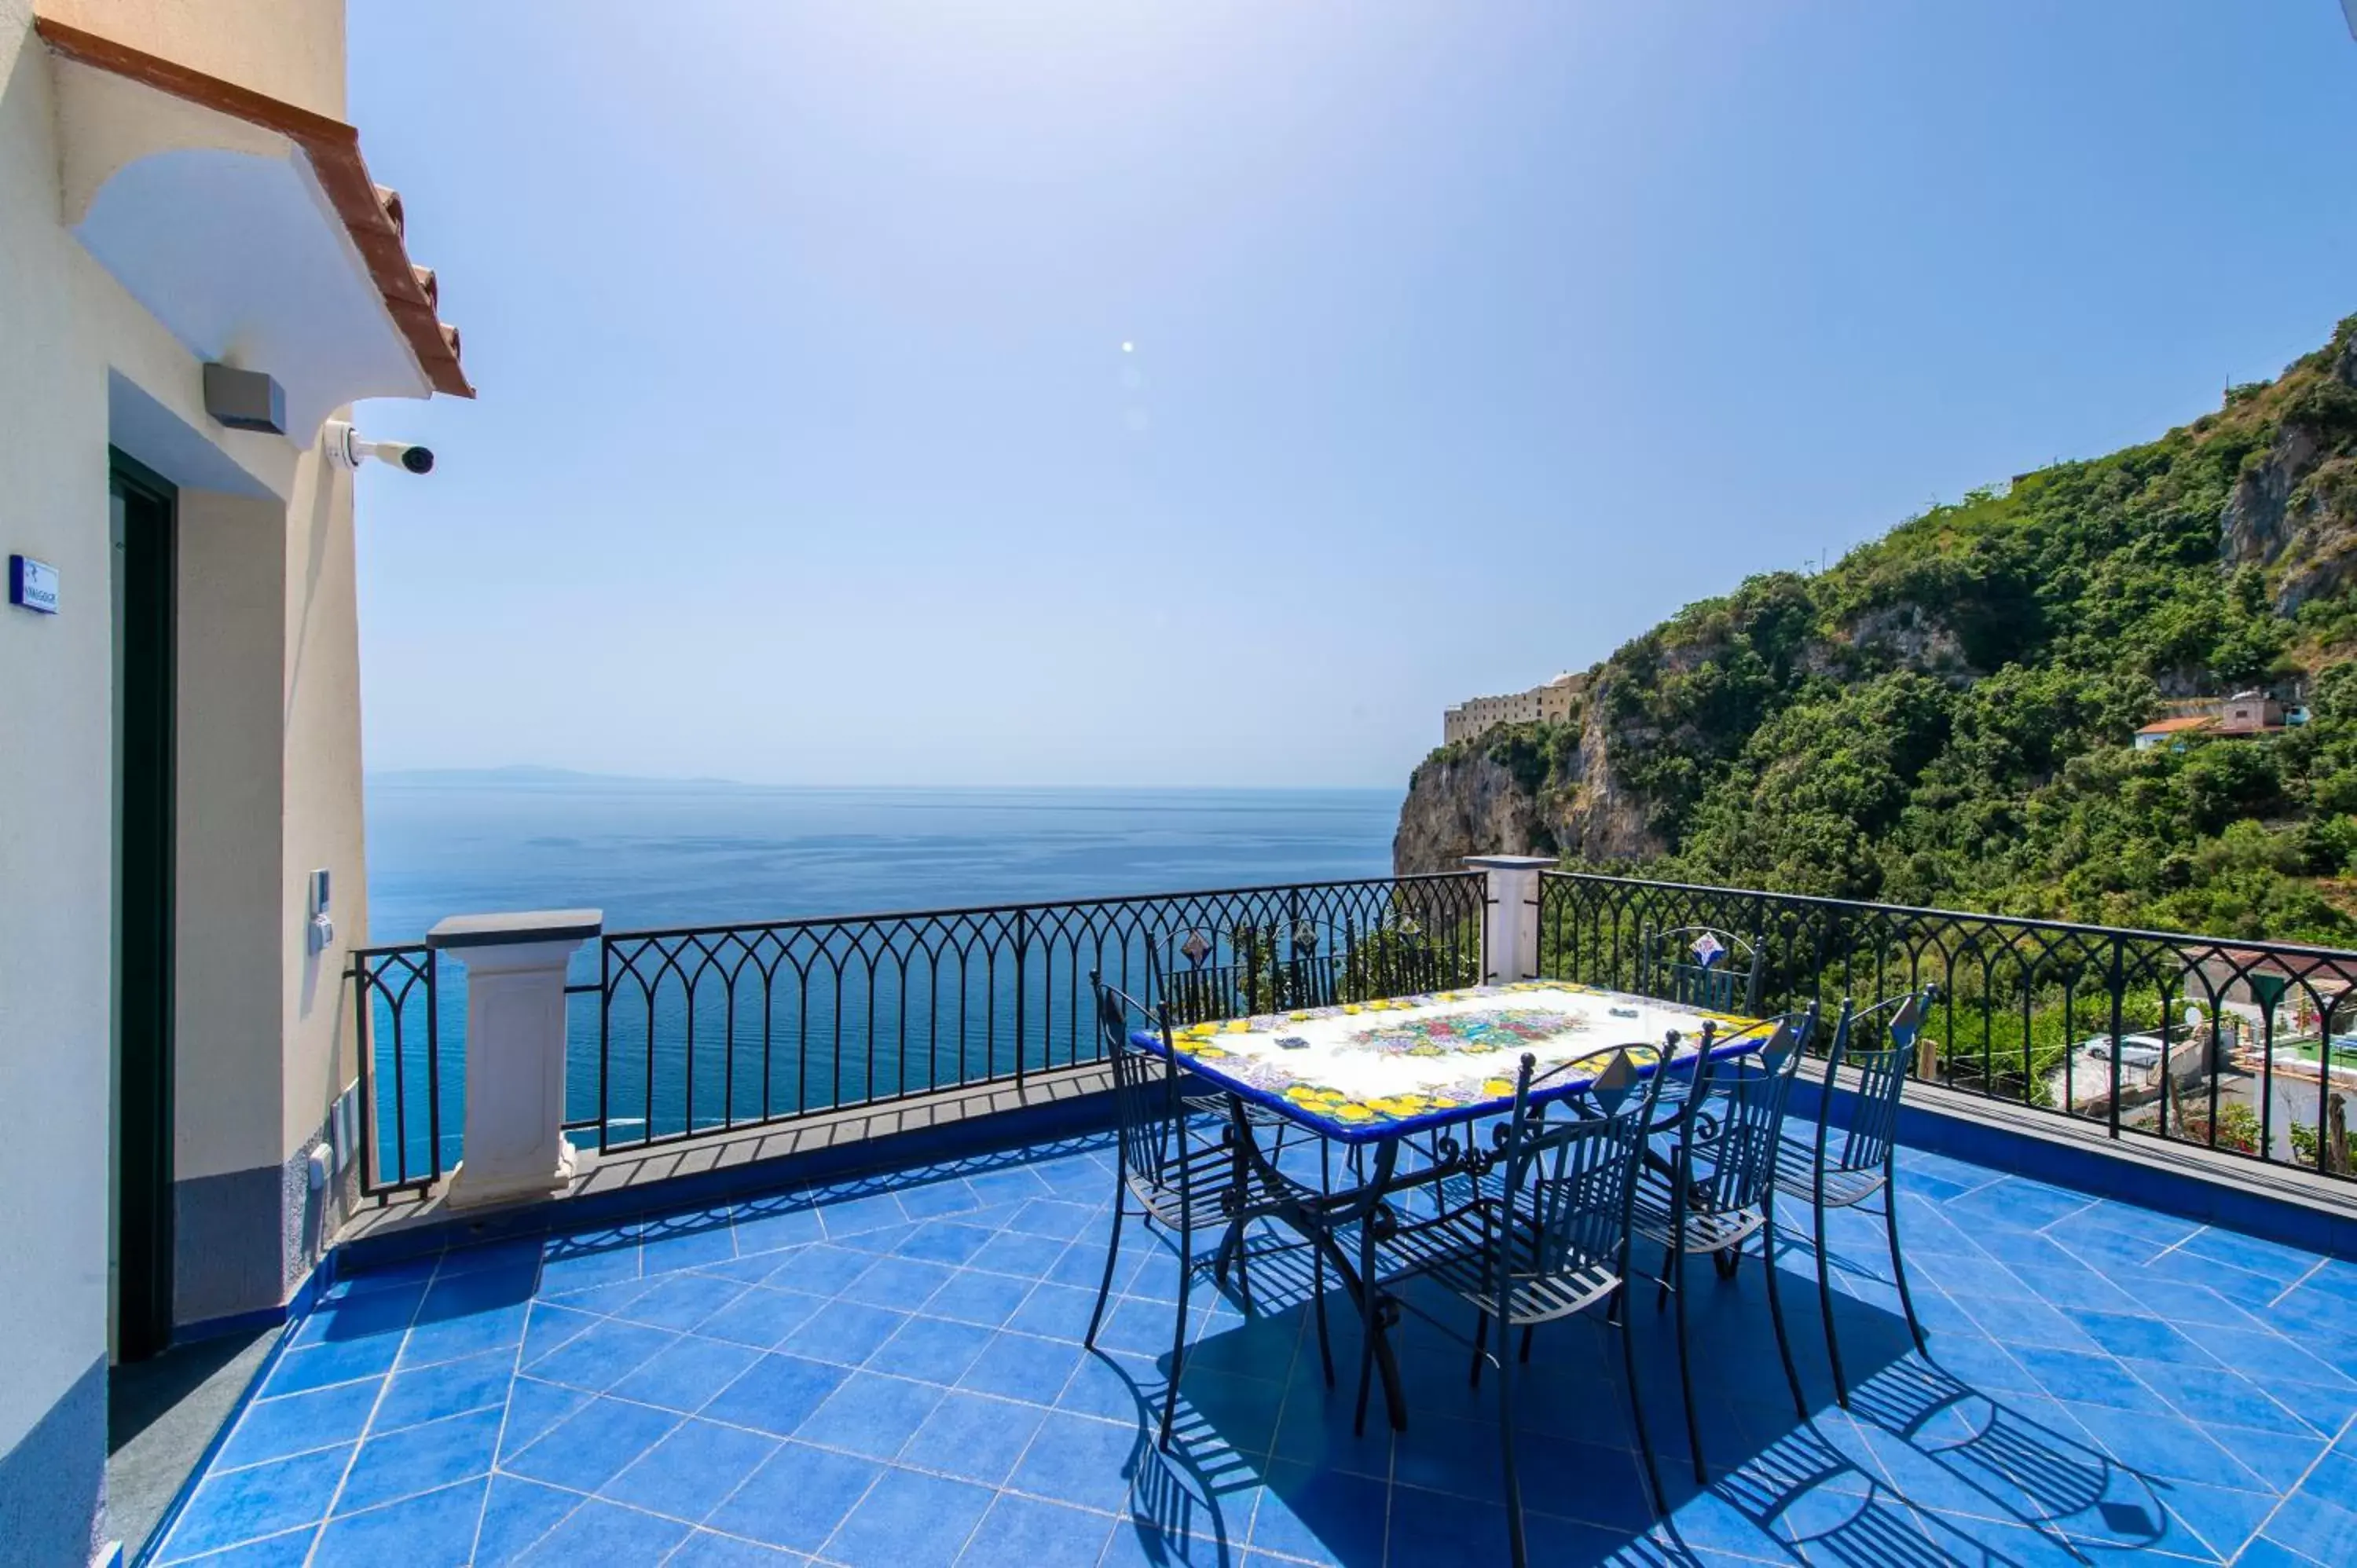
1352;1047;1670;1566
1634;926;1768;1129
1641;925;1767;1016
1775;984;1937;1407
1631;1008;1815;1482
1083;974;1329;1448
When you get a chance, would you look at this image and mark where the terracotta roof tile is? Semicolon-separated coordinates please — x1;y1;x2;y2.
35;19;472;398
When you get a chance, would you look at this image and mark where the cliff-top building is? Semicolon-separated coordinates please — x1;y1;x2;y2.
1442;672;1584;746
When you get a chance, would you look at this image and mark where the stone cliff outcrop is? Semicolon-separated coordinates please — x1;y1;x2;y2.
1393;687;1662;874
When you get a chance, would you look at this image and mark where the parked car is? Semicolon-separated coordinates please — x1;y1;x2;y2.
2079;1034;2168;1070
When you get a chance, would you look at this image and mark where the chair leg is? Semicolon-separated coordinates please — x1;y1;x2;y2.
1085;1181;1126;1350
1673;1246;1706;1483
1351;1231;1381;1438
1816;1189;1848;1409
1886;1183;1929;1354
1499;1310;1529;1568
1160;1234;1191;1450
1761;1207;1806;1420
1307;1246;1336;1388
1618;1281;1668;1517
1315;1141;1332;1383
1518;1324;1535;1365
1469;1310;1490;1388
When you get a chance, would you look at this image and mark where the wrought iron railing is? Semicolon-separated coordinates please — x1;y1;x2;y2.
1535;870;2357;1179
349;874;1483;1199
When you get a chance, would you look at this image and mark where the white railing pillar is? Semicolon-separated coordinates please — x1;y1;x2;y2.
1464;855;1554;984
428;910;602;1209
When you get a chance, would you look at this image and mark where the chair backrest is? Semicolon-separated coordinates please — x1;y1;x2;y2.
1092;973;1186;1196
1820;985;1937;1176
1154;917;1451;1024
1642;925;1766;1017
1494;1048;1665;1289
1673;1007;1815;1214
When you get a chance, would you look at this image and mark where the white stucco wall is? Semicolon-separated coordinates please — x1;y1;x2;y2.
280;437;368;1167
0;0;377;1490
39;0;346;117
175;487;288;1184
0;0;119;1464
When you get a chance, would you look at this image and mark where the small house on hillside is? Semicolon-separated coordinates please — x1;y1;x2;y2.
2135;688;2298;751
2135;715;2213;751
2218;689;2286;735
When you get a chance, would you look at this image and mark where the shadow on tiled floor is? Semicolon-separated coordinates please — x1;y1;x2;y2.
145;1131;2357;1566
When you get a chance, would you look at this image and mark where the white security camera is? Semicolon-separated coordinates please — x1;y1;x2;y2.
324;419;434;474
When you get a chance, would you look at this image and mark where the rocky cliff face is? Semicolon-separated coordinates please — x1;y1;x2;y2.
1398;315;2357;903
1392;692;1662;874
2221;333;2357;613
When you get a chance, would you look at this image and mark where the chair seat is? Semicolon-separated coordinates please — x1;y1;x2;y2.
1128;1133;1316;1233
1369;1200;1623;1327
1629;1171;1765;1255
1769;1141;1887;1209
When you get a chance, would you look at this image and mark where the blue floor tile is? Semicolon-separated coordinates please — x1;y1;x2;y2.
513;1496;691;1565
1008;1412;1146;1513
504;1394;682;1493
610;1334;764;1413
614;1269;748;1332
498;1377;592;1460
1248;1460;1391;1564
310;1476;489;1567
794;1370;946;1460
371;1346;513;1433
959;1331;1086;1403
522;1314;680;1392
707;1442;883;1552
900;1389;1050;1485
267;1335;401;1396
695;1284;827;1350
158;1443;354;1561
334;1403;502;1514
600;1416;780;1522
958;1493;1116;1568
784;1299;911;1366
700;1351;850;1438
156;1119;2357;1568
923;1269;1039;1328
822;1465;995;1566
899;1221;999;1266
473;1474;581;1566
216;1378;382;1468
867;1315;998;1383
667;1530;812;1565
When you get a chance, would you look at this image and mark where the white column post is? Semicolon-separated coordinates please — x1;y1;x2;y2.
429;910;602;1209
1464;855;1554;985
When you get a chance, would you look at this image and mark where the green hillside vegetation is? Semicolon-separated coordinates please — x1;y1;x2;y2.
1461;316;2357;944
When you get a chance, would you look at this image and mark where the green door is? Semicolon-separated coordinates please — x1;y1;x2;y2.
113;455;175;1363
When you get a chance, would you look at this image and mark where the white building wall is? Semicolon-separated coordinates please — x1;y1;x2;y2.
0;11;120;1545
0;2;377;1556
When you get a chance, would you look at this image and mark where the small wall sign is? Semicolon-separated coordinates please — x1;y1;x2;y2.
8;555;58;614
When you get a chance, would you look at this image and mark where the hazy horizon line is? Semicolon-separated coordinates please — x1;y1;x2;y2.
367;764;1408;794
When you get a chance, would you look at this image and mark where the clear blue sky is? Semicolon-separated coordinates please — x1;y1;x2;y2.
346;2;2357;789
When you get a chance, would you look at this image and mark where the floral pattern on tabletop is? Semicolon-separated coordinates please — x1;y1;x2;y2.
1152;980;1758;1138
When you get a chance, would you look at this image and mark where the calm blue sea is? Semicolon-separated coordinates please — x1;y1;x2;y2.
365;773;1403;941
359;774;1406;1178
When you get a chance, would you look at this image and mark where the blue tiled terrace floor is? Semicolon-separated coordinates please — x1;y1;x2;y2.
154;1126;2357;1566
